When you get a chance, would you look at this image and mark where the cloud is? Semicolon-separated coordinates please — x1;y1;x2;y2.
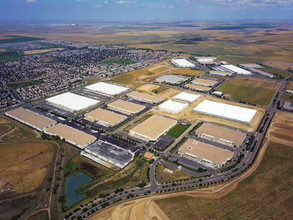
76;0;87;2
93;4;102;8
26;0;36;3
116;0;137;4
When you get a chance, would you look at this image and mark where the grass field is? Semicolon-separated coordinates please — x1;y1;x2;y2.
85;158;149;197
167;123;191;138
156;164;191;184
217;78;279;106
262;67;292;78
172;68;204;76
285;81;293;90
0;35;43;43
156;142;293;220
0;141;55;193
99;57;135;65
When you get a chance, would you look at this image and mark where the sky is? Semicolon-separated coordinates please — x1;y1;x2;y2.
0;0;292;22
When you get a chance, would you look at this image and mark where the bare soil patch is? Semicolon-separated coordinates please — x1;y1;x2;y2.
262;60;293;70
24;48;64;55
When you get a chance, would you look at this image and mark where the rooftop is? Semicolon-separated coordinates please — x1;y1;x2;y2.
193;100;257;124
156;75;188;84
85;82;129;96
108;99;146;114
196;123;246;146
84;140;134;169
6;107;56;130
46;92;99;112
159;99;188;113
209;70;233;76
85;108;127;126
185;84;212;91
171;58;195;68
173;92;200;103
130;115;177;141
192;78;217;86
180;138;234;165
45;124;96;148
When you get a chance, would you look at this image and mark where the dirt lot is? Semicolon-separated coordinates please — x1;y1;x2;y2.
0;141;55;193
172;68;204;76
267;111;293;147
24;48;64;55
262;60;293;70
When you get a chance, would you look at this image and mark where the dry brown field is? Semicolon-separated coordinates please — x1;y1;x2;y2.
267;111;293;147
172;68;204;76
0;141;55;193
285;81;293;90
156;164;191;184
262;60;293;70
24;48;65;55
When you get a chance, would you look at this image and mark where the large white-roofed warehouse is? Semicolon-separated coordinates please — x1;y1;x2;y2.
81;140;134;169
172;92;200;103
85;82;129;96
129;115;177;141
193;100;257;124
170;58;195;68
46;92;99;112
155;75;189;85
159;99;188;114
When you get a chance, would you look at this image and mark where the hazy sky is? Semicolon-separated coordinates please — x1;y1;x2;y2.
0;0;292;21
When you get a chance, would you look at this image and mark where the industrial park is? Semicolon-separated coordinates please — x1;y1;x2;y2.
0;19;292;220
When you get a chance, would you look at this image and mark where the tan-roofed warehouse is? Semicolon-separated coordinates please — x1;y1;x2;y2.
127;91;164;104
107;99;146;115
129;115;177;141
196;123;246;147
179;138;234;168
85;108;127;127
45;124;96;149
185;84;212;92
5;107;56;131
192;78;217;87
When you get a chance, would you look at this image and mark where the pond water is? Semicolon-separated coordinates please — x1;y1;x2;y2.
65;172;92;207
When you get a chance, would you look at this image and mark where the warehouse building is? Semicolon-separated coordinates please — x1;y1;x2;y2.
247;68;275;78
219;64;252;75
107;99;146;115
85;82;129;96
45;123;96;149
129;115;177;141
170;58;195;68
209;70;233;77
5;107;56;131
193;100;257;124
192;78;218;87
81;140;134;169
84;108;127;127
196;57;217;65
239;63;263;68
127;91;164;104
156;75;189;85
173;92;200;103
178;138;234;168
184;84;212;92
46;92;99;112
195;123;246;147
159;99;188;114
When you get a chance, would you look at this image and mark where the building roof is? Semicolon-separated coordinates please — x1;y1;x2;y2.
156;75;188;84
84;140;134;169
249;68;275;78
193;100;257;124
196;123;246;145
209;70;233;76
127;91;164;103
221;64;252;75
185;84;212;91
239;63;263;68
192;78;217;86
85;82;129;96
46;92;99;112
173;92;200;103
144;152;154;160
45;124;96;148
130;115;177;141
196;57;217;61
171;58;195;68
180;139;233;165
85;108;127;126
159;99;188;113
6;107;56;130
108;99;146;114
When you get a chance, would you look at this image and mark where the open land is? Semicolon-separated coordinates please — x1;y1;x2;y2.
217;77;280;106
24;48;65;55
